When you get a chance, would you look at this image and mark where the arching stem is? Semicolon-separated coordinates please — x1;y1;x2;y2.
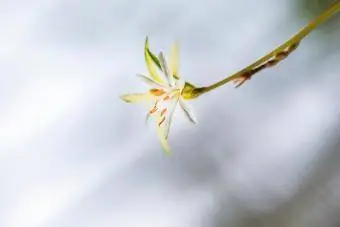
189;1;340;98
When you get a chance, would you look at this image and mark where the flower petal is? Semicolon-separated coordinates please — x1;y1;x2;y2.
163;93;180;139
145;38;162;70
158;52;175;87
156;120;172;155
137;74;168;89
144;37;165;84
120;93;152;103
179;99;197;124
170;41;180;79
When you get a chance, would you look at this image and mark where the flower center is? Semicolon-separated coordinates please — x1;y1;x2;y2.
148;89;180;126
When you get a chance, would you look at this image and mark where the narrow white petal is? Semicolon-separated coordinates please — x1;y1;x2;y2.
170;41;180;79
144;37;165;84
156;118;172;155
120;93;152;103
137;74;168;88
158;52;175;87
179;99;197;124
163;93;180;139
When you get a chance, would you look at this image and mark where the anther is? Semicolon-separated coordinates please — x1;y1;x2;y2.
149;106;158;114
150;89;165;96
158;116;166;126
161;108;167;116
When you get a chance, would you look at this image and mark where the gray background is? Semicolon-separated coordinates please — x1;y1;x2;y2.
1;0;340;226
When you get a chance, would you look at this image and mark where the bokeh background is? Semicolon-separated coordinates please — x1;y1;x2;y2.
1;0;340;226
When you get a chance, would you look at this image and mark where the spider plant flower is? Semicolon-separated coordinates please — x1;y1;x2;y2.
120;37;197;155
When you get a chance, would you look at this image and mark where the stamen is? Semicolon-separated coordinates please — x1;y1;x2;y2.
158;116;166;126
163;95;170;101
161;108;167;116
149;106;158;114
148;99;160;114
150;88;165;96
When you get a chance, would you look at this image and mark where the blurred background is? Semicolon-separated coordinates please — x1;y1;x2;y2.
1;0;340;226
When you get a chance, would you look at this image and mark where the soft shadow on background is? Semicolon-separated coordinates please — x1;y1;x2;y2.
1;0;340;227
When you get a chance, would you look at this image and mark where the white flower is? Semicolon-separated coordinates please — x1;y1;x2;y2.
121;37;196;155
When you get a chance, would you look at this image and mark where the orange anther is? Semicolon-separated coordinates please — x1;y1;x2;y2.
150;89;165;96
158;116;166;126
149;106;158;114
161;108;167;116
163;95;170;101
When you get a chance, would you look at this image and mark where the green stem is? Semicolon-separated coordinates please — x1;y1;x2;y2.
197;0;340;95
